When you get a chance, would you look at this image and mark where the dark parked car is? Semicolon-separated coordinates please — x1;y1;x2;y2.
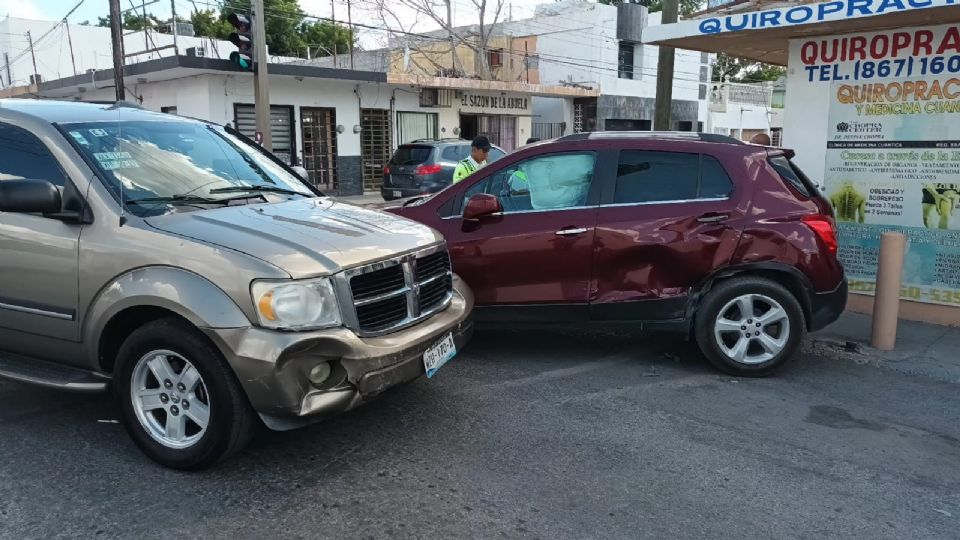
381;139;506;200
387;132;847;376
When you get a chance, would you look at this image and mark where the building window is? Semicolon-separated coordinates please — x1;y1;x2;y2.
160;106;177;115
618;42;635;80
700;65;709;82
771;128;783;147
233;104;295;164
488;48;503;68
701;52;709;64
699;84;708;100
397;111;438;143
677;121;694;132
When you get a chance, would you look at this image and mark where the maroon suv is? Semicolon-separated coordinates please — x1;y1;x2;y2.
387;132;846;376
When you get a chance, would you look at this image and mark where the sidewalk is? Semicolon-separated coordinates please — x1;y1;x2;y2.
810;312;960;383
331;192;384;206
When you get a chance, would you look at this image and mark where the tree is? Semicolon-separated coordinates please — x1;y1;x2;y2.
190;9;233;41
299;21;355;58
97;12;162;31
218;0;306;57
712;53;785;82
359;0;506;79
597;0;704;16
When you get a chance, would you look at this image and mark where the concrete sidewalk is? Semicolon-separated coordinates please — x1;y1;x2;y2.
811;311;960;383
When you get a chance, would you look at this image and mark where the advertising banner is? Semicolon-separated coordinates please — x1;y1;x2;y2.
821;24;960;305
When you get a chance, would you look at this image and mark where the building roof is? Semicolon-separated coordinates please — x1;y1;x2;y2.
0;55;386;99
643;0;960;66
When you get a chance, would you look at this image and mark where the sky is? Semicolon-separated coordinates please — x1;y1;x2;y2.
3;0;545;41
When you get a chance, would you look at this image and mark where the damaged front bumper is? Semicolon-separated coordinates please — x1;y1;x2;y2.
204;278;474;430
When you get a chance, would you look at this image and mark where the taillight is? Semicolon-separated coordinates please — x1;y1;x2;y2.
802;214;838;254
415;164;442;175
383;166;390;175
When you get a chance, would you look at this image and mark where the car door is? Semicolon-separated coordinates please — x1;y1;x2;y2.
438;150;602;320
0;122;82;342
590;147;745;321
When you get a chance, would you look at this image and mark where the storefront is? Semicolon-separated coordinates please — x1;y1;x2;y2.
644;0;960;324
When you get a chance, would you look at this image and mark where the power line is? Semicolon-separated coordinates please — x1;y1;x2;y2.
0;0;86;78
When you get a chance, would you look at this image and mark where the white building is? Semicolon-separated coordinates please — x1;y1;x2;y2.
707;80;784;143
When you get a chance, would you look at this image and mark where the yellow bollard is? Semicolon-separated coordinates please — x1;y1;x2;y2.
871;232;907;350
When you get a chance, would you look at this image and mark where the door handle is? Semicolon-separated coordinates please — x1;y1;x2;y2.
696;213;729;223
556;227;590;236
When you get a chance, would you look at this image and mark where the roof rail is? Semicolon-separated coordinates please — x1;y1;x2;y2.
556;131;744;145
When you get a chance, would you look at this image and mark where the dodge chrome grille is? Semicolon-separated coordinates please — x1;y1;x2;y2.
345;247;453;336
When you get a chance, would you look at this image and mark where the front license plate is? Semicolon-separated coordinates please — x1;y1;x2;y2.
393;190;402;198
423;333;456;378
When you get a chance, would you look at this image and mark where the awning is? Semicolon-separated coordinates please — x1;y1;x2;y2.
643;0;960;66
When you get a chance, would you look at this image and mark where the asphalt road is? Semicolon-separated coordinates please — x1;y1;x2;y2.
1;329;958;539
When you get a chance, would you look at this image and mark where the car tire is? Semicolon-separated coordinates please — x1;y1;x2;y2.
694;277;805;377
114;317;257;469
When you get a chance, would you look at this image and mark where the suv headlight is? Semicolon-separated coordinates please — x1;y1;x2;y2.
251;278;342;330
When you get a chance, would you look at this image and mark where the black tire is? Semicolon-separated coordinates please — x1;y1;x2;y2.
694;277;806;377
114;317;257;469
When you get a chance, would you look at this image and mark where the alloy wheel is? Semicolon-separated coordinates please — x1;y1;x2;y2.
713;294;791;365
130;350;211;449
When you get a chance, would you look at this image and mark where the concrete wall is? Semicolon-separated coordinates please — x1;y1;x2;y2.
0;17;295;88
783;37;830;182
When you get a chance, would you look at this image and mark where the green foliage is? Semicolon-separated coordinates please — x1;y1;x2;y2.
97;13;162;31
298;21;355;57
713;53;785;82
189;9;233;41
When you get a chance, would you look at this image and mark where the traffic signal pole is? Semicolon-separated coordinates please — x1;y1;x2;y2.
253;0;272;151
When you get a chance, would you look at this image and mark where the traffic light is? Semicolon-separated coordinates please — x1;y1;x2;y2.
227;13;254;71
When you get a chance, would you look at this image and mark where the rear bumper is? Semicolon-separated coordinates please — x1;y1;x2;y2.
809;277;848;331
204;278;474;430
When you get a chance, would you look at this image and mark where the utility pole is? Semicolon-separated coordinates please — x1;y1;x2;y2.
653;0;678;131
26;31;39;84
253;0;272;151
170;0;179;56
64;19;78;76
347;0;354;70
109;0;126;101
446;0;456;75
330;0;338;68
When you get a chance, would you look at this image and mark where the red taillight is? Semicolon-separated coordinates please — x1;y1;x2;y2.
802;214;838;254
415;164;442;175
383;166;390;175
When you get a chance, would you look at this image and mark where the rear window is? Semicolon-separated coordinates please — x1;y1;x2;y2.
701;156;734;198
390;145;433;165
769;155;817;197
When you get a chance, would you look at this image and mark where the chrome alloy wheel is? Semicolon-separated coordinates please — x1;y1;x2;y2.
130;350;211;449
713;294;791;365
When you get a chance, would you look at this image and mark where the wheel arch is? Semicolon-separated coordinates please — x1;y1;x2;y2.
83;266;251;372
689;262;814;333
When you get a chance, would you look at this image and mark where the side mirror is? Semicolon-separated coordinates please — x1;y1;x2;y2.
0;179;62;214
291;165;309;181
463;193;502;221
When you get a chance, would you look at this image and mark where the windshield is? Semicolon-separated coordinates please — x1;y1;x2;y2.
62;120;314;215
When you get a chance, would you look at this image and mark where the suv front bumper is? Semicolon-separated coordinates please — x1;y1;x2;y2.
204;278;474;430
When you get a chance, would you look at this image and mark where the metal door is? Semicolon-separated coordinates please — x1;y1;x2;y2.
361;109;391;191
300;107;338;191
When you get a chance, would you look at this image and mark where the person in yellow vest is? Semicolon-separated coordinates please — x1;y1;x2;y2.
453;136;491;183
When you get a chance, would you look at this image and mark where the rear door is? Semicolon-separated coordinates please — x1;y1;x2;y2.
590;147;745;321
438;150;602;319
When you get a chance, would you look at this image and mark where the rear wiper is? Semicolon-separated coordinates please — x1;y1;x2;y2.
209;184;305;196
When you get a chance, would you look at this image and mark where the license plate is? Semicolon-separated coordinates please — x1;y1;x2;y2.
423;333;456;378
393;190;402;198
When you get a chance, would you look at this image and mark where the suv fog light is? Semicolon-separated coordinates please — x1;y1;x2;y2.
309;362;332;385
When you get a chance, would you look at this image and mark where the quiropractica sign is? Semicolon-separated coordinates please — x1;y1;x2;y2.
698;0;957;35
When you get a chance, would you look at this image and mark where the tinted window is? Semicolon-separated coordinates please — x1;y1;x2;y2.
441;145;462;161
390;146;433;165
462;152;596;214
701;156;734;198
0;123;68;187
614;150;699;204
489;147;506;162
769;155;812;196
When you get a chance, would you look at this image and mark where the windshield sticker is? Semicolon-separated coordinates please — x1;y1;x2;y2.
89;128;109;137
69;132;89;145
94;151;138;171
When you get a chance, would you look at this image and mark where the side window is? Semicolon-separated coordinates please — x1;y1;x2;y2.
0;123;68;187
615;150;699;204
700;155;734;198
441;146;460;161
461;152;596;214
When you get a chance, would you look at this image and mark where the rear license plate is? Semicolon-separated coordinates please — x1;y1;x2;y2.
423;333;456;378
393;190;402;198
